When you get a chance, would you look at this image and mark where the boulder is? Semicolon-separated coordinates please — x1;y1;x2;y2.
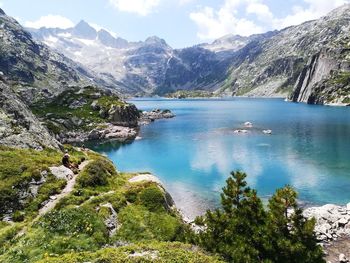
68;98;87;109
339;253;349;263
91;100;100;110
338;217;349;227
49;166;74;180
108;104;139;127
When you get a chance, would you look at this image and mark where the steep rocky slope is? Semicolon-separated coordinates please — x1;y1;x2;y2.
0;8;144;147
0;81;61;150
220;4;350;101
289;48;350;105
0;9;117;104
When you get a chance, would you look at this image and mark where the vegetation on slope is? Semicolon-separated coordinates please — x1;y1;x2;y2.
0;147;214;263
0;147;325;262
0;145;84;221
30;86;136;136
165;90;215;99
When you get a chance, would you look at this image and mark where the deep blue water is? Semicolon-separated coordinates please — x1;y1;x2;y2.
90;98;350;219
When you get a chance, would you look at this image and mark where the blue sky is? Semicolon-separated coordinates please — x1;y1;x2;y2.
0;0;349;48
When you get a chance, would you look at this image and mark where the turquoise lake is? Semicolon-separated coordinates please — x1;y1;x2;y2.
91;98;350;219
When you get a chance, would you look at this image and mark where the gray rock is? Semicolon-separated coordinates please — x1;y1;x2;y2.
338;217;349;227
339;253;349;263
69;98;87;109
0;83;61;150
108;104;139;127
49;166;74;180
100;203;118;236
91;100;100;110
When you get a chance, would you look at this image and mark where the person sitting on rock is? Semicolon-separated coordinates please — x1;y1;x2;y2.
62;150;71;168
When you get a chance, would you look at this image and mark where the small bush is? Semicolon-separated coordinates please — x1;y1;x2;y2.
12;211;24;222
77;159;116;188
138;185;166;212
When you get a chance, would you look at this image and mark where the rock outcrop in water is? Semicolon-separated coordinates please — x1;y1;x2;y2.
139;109;175;125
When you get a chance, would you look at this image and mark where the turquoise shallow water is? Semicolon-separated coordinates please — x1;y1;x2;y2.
90;98;350;219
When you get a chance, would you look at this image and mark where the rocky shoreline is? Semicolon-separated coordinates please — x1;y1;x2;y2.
303;204;350;263
58;109;175;144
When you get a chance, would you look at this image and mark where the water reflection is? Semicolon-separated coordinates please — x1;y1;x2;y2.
91;98;350;218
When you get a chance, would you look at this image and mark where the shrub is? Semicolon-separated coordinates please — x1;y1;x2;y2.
12;211;25;222
138;185;166;212
77;159;116;187
37;207;108;247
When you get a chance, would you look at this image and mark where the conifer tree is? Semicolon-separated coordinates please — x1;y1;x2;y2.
266;186;324;263
196;171;267;262
195;172;325;263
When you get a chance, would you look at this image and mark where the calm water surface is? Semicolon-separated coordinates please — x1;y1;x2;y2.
90;98;350;219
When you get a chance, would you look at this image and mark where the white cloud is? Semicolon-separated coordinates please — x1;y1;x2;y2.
0;2;3;8
179;0;195;6
246;2;273;22
275;0;350;29
190;0;350;41
25;15;74;29
190;0;265;40
109;0;161;16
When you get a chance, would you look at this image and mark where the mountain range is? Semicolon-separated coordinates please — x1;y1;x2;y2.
0;5;349;105
26;5;350;105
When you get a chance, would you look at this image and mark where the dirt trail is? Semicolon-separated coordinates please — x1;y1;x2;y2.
16;160;90;238
37;160;90;216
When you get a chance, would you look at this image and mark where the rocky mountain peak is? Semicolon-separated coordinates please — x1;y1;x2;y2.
144;36;169;47
212;34;247;45
97;29;129;48
72;20;97;39
0;8;5;16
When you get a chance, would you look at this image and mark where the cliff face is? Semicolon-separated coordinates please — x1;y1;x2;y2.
107;104;140;127
0;82;61;150
290;48;350;105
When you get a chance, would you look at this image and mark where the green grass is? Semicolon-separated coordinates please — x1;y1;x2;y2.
30;86;127;133
35;242;224;263
0;148;193;263
330;71;350;85
0;146;88;222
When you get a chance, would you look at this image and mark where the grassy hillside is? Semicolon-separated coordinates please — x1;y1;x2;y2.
0;147;221;263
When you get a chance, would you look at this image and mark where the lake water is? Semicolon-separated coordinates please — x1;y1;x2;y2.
90;98;350;219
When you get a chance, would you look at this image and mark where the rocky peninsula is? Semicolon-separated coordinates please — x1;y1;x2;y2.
29;86;175;145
